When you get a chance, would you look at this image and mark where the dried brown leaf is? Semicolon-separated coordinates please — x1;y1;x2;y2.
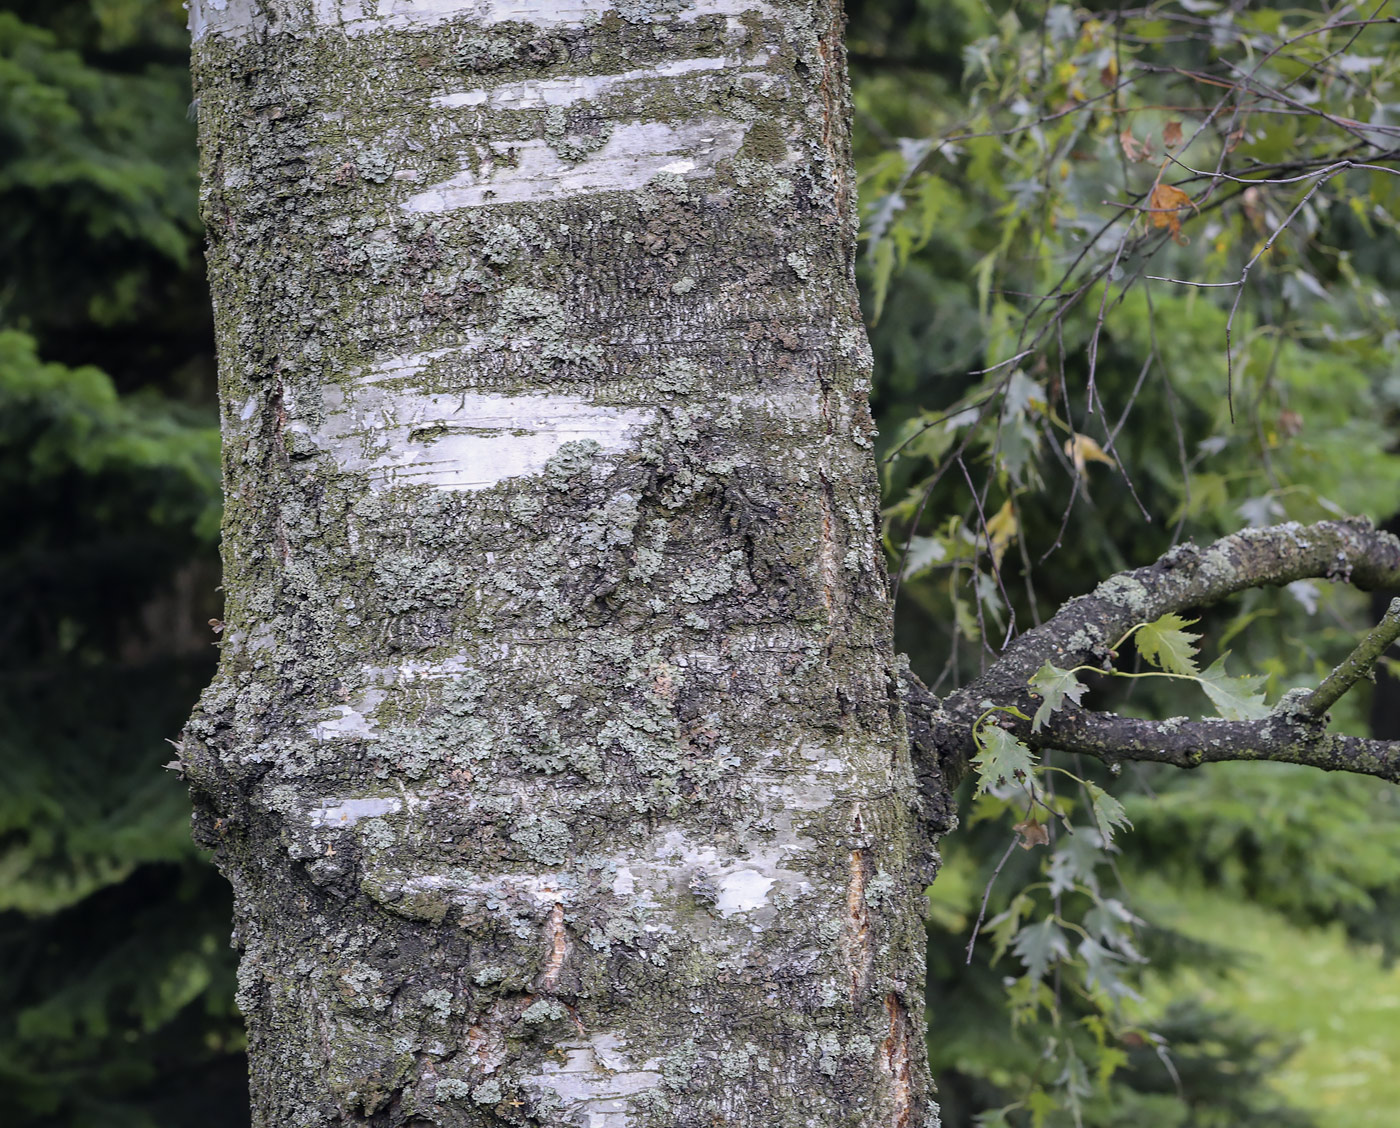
1119;129;1149;162
1148;181;1195;241
1014;818;1051;850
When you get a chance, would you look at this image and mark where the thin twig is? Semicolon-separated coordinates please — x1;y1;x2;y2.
966;834;1021;966
1308;597;1400;716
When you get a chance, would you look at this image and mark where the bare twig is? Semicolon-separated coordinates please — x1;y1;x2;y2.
966;834;1021;966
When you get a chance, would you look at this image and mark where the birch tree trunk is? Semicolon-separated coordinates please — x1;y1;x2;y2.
183;1;937;1124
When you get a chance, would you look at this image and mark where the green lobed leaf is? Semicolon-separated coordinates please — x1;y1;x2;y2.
901;534;946;581
1012;917;1070;982
1028;661;1088;732
987;890;1035;966
1049;830;1107;897
1134;612;1201;675
1079;937;1134;1002
1086;783;1133;846
1026;1087;1057;1128
972;723;1036;795
1197;655;1270;720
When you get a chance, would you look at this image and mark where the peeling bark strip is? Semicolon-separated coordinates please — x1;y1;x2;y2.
539;901;570;991
184;1;935;1126
844;846;873;1002
881;994;912;1128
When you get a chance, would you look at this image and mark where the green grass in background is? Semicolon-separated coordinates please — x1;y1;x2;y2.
1136;878;1400;1128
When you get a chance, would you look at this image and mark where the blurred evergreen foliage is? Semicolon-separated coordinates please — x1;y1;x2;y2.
4;1;1400;1126
0;1;242;1123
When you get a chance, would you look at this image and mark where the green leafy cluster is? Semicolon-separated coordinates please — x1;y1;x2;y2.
850;0;1400;1124
860;0;1400;633
959;612;1275;1118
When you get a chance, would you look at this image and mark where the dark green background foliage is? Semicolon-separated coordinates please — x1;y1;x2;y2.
0;1;242;1122
4;1;1398;1125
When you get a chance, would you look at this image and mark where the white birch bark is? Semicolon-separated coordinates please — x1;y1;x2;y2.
184;1;937;1123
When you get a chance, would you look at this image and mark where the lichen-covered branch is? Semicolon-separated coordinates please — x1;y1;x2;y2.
957;518;1400;713
1026;703;1400;782
902;666;959;830
904;520;1400;804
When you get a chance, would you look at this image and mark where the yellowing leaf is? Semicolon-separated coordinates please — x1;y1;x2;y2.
984;498;1019;568
1064;433;1116;476
1162;119;1184;148
1148;181;1196;241
1134;612;1200;675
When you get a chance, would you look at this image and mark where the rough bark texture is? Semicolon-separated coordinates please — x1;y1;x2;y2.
182;2;938;1126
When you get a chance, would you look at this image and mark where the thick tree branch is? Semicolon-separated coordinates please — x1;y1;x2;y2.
958;518;1400;709
904;520;1400;802
903;666;960;831
1030;702;1400;783
947;518;1400;728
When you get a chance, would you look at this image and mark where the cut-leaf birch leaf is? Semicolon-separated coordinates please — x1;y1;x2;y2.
1012;917;1070;982
1134;612;1201;675
1085;783;1132;845
902;534;946;579
973;723;1036;795
1029;661;1088;732
1197;655;1270;720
